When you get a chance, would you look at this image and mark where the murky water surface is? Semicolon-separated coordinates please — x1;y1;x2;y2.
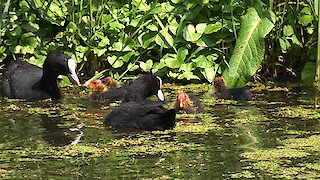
1;83;320;179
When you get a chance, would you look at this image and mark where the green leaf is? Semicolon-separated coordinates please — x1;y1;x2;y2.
283;25;294;37
204;22;224;34
222;7;275;87
196;23;207;34
162;53;181;68
10;26;22;36
122;52;136;62
76;45;89;53
140;60;153;71
21;22;39;32
168;17;179;35
19;33;38;54
146;24;158;31
178;72;200;80
98;37;110;47
298;7;314;26
93;48;107;57
177;47;188;63
279;38;287;53
127;62;139;71
168;71;179;78
192;55;213;68
298;14;314;26
179;62;194;72
19;1;30;9
301;62;316;83
155;29;174;48
108;55;123;68
183;24;202;42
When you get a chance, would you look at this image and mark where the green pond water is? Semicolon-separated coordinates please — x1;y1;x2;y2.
1;83;320;179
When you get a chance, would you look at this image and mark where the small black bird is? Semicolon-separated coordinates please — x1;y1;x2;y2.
213;77;251;101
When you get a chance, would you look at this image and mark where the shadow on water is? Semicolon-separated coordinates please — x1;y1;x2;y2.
1;83;320;178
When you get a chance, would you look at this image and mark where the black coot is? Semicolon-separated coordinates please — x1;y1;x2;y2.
1;52;80;101
213;77;251;101
124;74;164;102
104;101;176;131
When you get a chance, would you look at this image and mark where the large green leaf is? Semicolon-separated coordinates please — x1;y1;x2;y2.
301;62;316;83
222;7;275;87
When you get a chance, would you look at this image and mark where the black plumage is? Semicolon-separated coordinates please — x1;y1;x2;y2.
1;52;80;101
124;74;164;102
104;101;176;131
214;77;251;101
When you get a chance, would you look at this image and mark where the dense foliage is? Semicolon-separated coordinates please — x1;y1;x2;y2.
0;0;318;85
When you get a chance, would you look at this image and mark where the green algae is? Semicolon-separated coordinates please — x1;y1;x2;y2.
1;83;320;179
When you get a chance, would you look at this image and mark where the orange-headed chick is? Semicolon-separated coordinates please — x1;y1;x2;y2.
87;79;107;94
87;79;108;103
213;77;251;101
101;77;118;89
175;92;202;114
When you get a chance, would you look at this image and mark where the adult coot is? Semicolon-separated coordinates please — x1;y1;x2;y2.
124;74;164;102
104;101;176;130
213;77;251;101
1;52;80;101
174;92;203;114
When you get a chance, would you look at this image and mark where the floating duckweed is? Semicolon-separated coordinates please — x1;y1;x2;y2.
276;105;320;119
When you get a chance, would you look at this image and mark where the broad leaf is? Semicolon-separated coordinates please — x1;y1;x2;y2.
183;24;202;42
301;62;316;83
222;7;275;87
140;60;153;72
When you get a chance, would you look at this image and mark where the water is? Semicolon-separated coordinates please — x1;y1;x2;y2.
1;83;320;179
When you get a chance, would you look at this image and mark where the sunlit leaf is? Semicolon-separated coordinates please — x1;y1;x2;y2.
196;23;207;34
222;7;275;87
204;22;224;34
183;24;202;42
140;60;153;71
108;55;123;68
178;72;200;80
98;37;110;47
93;47;107;57
283;25;294;37
177;47;188;63
122;52;136;62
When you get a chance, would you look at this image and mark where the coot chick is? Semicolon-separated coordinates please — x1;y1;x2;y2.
213;77;251;101
87;77;128;104
101;76;118;89
87;79;108;103
104;101;176;131
124;74;164;102
2;52;80;101
174;92;203;114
